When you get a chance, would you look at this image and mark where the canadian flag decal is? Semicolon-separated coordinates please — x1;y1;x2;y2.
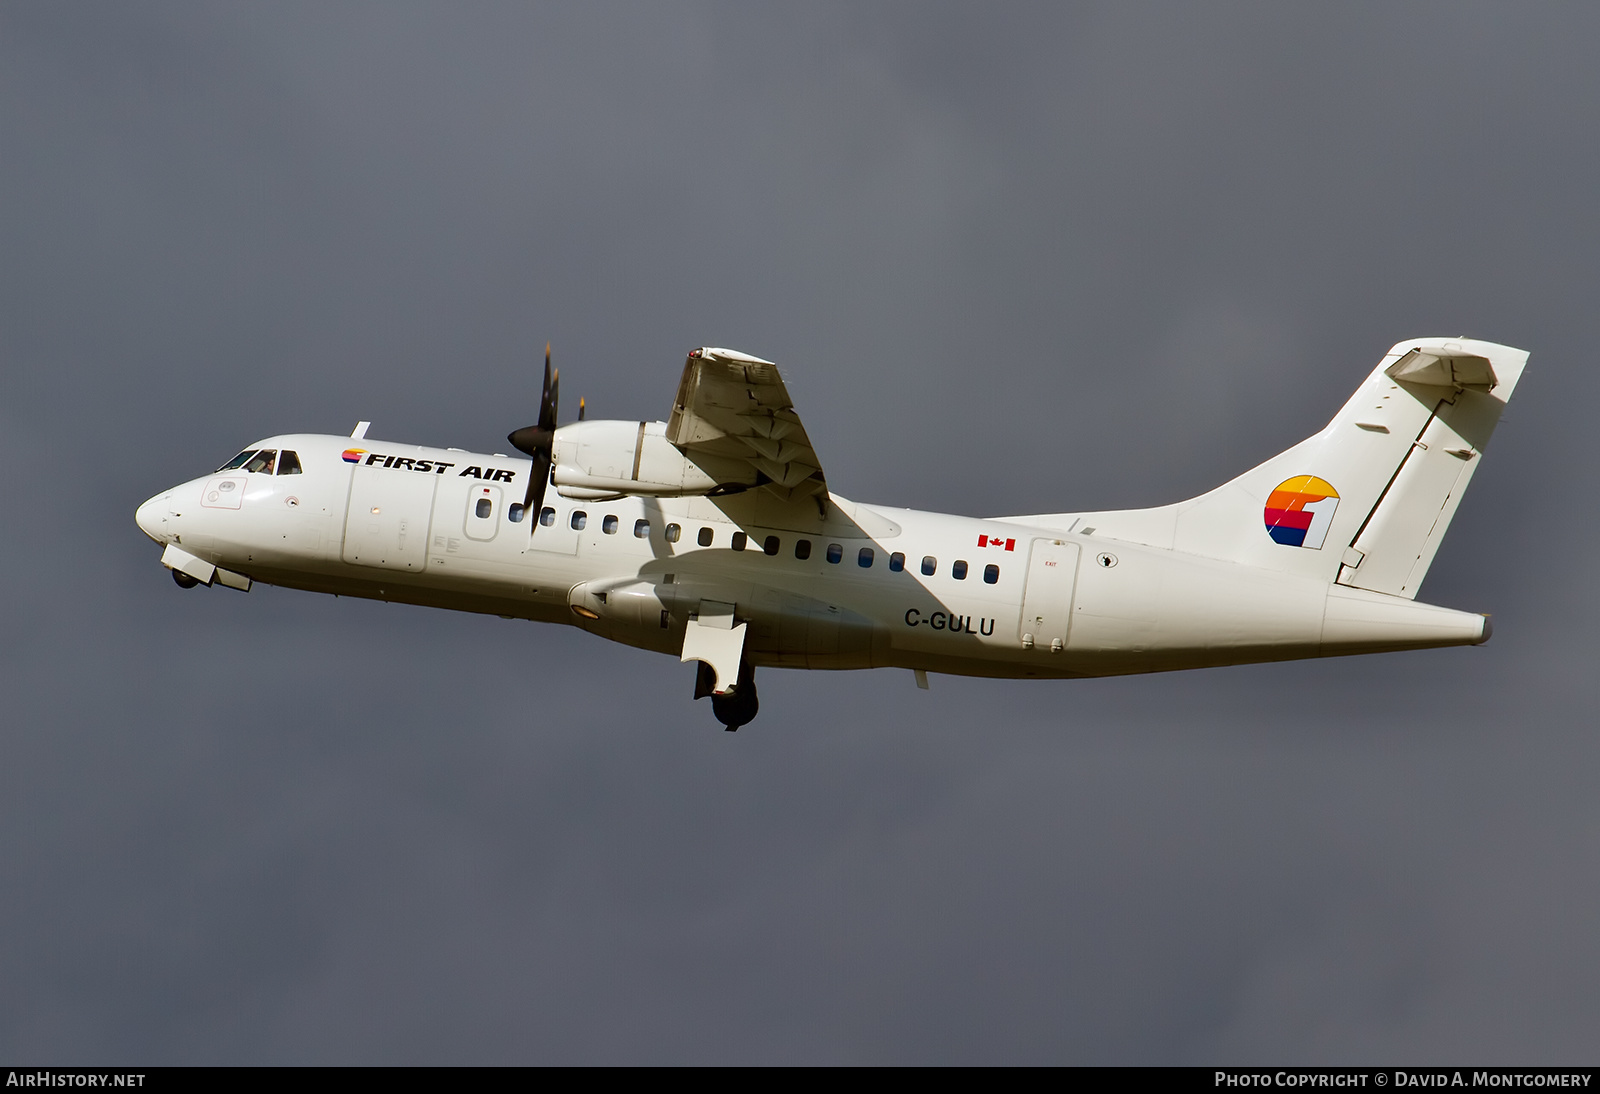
977;535;1016;551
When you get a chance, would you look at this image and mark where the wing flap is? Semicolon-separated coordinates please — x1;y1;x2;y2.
667;347;828;505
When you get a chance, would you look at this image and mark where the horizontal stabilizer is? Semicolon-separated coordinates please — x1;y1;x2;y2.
1386;345;1497;390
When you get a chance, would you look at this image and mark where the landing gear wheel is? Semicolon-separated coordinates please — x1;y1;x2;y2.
707;658;759;731
171;569;200;589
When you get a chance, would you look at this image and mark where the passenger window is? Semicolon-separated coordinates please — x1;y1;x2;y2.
277;450;303;475
634;519;650;538
540;507;556;527
889;552;905;572
243;449;277;474
698;527;713;547
763;535;779;556
731;532;747;551
602;514;619;535
509;504;525;523
984;564;999;584
571;510;587;530
858;547;874;568
795;539;812;560
218;449;257;471
952;560;969;580
826;543;843;564
921;556;937;576
476;498;493;519
666;523;681;543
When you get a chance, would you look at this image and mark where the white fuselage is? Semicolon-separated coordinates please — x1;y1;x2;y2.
135;429;1490;682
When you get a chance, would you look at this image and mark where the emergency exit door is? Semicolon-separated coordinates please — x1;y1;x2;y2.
1019;539;1081;649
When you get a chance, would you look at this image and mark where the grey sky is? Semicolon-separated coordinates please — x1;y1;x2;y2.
1;2;1596;1063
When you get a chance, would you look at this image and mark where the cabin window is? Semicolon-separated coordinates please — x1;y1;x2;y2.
476;498;493;519
602;514;619;535
539;507;556;527
826;543;843;564
634;519;650;538
571;511;587;531
889;552;905;572
508;503;525;523
921;556;937;576
795;539;812;560
984;564;1000;584
665;523;681;543
218;449;257;471
763;535;780;556
698;527;714;547
243;449;277;474
952;560;969;580
731;531;748;551
858;547;874;568
277;451;302;475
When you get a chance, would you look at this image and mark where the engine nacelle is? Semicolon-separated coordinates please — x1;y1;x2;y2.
551;420;752;499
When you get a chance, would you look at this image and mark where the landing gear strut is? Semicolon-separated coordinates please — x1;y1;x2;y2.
696;658;759;731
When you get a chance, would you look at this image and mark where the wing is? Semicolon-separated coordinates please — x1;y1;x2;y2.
666;347;828;507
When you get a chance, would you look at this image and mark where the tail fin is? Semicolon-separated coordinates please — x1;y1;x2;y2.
1021;337;1528;597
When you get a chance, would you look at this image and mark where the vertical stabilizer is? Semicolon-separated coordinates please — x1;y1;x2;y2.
1332;340;1526;598
1007;337;1528;597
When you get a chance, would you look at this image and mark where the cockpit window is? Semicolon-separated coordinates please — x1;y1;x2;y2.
277;450;302;475
242;449;277;474
218;449;257;471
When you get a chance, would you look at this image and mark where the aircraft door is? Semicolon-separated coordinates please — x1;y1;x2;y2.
1019;539;1081;649
342;466;439;571
463;484;502;542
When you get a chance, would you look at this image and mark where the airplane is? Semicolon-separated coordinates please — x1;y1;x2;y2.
135;336;1527;730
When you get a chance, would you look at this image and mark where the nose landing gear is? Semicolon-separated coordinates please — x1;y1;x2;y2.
696;658;759;731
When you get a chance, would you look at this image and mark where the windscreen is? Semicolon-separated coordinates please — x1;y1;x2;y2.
242;450;277;474
217;449;257;471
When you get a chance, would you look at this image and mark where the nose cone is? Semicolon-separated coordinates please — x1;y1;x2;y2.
135;493;170;544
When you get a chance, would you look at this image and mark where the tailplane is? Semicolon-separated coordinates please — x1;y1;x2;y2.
1011;337;1528;598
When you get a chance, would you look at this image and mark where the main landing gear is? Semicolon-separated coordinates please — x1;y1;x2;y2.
696;658;759;731
171;569;200;589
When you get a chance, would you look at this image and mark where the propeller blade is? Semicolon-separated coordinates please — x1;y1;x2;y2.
521;449;550;519
509;342;562;456
540;343;559;432
507;342;560;537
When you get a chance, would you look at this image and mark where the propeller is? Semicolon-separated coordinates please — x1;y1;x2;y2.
507;343;559;533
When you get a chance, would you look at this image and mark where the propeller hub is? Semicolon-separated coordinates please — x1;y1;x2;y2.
508;426;554;457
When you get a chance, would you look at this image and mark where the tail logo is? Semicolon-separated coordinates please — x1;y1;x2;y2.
1264;476;1340;549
